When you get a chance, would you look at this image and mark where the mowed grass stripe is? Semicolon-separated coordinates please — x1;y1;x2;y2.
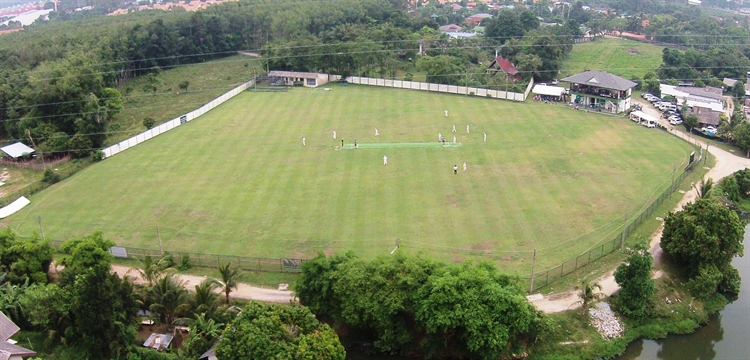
3;85;696;273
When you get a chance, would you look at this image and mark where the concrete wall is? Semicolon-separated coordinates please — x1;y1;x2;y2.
345;76;533;102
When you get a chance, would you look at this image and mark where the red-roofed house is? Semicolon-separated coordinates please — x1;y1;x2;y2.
484;56;521;83
465;13;493;26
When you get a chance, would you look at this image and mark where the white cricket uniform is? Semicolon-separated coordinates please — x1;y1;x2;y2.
383;155;388;165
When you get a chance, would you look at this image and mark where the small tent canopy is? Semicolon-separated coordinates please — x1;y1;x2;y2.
630;110;657;122
532;85;566;97
0;142;34;159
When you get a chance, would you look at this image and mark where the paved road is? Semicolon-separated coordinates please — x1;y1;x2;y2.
531;100;750;313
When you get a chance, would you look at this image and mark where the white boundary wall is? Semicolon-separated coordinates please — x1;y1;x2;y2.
346;76;534;102
101;79;256;159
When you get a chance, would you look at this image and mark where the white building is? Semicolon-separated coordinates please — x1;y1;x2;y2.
268;71;330;88
660;84;725;113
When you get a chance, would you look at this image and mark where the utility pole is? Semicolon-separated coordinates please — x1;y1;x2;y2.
529;249;537;294
156;225;163;255
26;129;45;170
37;215;44;240
670;165;676;197
621;212;629;250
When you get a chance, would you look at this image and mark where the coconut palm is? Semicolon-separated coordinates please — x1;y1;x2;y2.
126;255;174;287
697;178;714;199
191;278;221;317
149;274;190;327
573;281;604;314
217;262;241;304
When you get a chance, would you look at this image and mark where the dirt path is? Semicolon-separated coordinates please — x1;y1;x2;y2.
111;265;295;304
530;100;750;313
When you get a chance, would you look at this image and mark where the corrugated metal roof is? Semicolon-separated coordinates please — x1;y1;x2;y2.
0;313;19;342
561;71;637;91
268;71;322;79
0;341;37;357
0;142;34;159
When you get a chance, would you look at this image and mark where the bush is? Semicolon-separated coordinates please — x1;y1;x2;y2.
143;117;155;130
130;347;178;360
91;150;104;162
178;255;192;271
42;168;61;184
159;253;175;268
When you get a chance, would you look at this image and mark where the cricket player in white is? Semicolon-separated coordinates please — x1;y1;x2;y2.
484;132;487;142
452;125;456;133
375;128;379;136
445;110;449;117
463;162;467;172
466;125;470;134
439;132;442;141
453;136;456;143
302;137;306;146
383;155;388;165
333;131;336;139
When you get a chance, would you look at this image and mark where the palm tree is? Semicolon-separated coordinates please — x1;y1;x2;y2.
149;274;190;328
191;278;221;317
217;262;241;304
695;178;714;199
573;281;604;314
181;313;224;358
126;255;174;287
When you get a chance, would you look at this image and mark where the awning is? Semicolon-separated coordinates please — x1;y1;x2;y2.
532;85;566;97
630;110;657;122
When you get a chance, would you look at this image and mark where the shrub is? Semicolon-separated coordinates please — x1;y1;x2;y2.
178;255;192;271
42;168;61;184
159;253;175;268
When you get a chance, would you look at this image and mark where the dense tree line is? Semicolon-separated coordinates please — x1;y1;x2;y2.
295;252;549;358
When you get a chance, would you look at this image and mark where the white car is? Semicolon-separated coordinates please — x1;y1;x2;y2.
669;119;683;125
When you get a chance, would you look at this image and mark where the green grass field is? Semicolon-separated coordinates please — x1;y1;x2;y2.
561;37;664;80
2;84;695;274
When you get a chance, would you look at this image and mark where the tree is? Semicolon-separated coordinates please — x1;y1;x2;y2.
217;262;240;304
415;55;464;84
149;274;190;327
180;313;223;359
66;266;138;359
0;229;55;285
18;283;70;341
614;241;654;319
178;80;190;92
191;278;221;318
143;117;156;130
215;302;345;360
685;114;699;133
414;262;543;359
573;281;603;313
59;232;138;359
694;178;714;199
661;198;745;297
127;255;174;287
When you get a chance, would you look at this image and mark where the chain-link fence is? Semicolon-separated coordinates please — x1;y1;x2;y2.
528;163;695;293
48;239;306;273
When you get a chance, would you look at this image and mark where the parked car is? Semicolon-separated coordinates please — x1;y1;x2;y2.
649;97;662;104
641;93;653;99
669;118;683;125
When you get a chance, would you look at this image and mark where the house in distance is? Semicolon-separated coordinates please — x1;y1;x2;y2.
562;71;637;113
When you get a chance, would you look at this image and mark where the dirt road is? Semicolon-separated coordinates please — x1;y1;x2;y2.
111;265;295;304
530;100;750;313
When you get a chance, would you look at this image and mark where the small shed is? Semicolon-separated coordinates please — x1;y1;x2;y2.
268;71;329;88
143;333;174;351
0;143;34;160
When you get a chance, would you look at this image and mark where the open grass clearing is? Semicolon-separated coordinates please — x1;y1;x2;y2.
3;84;695;275
107;55;263;146
561;37;664;80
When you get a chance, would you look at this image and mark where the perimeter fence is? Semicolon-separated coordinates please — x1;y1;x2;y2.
48;239;306;273
528;161;697;292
